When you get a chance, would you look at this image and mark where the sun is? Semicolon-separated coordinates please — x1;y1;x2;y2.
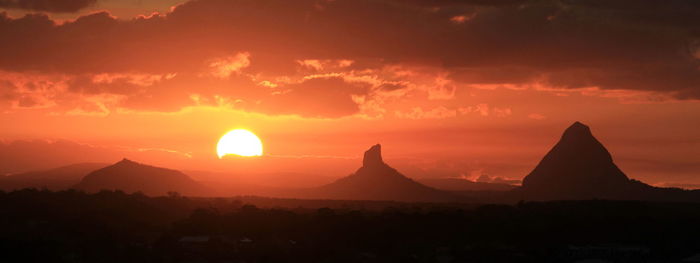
217;129;263;158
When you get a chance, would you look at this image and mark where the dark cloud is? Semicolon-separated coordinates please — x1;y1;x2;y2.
251;77;370;118
401;0;529;7
0;0;96;13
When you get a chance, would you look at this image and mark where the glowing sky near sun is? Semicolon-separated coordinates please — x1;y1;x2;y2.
1;0;699;188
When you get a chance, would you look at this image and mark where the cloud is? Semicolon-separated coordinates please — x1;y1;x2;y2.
465;104;489;117
395;106;457;120
656;182;700;190
528;113;546;120
252;76;370;118
209;52;251;79
475;173;521;185
0;0;96;13
428;75;457;100
296;59;355;72
1;0;700;117
395;103;513;119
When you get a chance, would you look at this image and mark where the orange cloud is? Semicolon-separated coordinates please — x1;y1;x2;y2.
528;113;546;120
209;52;251;79
395;106;457;119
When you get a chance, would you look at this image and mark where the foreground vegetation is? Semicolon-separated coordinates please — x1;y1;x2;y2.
1;189;700;262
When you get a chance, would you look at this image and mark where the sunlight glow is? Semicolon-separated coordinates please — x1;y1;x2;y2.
217;129;263;158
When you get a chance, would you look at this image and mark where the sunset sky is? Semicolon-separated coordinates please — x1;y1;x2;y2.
1;0;699;188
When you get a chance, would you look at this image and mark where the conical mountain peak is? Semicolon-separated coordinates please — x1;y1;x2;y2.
562;121;593;140
521;121;631;200
362;144;384;168
554;121;612;162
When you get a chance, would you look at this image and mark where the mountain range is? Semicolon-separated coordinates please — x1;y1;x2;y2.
2;121;699;203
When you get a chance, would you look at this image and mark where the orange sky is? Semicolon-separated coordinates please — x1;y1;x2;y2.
1;0;699;188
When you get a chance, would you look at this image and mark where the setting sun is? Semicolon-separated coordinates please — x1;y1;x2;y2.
217;129;263;158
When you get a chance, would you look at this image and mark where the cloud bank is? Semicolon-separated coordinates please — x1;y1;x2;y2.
1;0;699;117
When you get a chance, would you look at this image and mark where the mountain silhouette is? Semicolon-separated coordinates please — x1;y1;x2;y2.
520;122;632;199
311;144;456;202
0;163;107;191
74;159;208;196
519;121;700;201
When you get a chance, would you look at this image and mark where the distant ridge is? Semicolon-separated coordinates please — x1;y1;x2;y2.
74;158;209;196
419;178;516;192
311;144;456;202
0;163;107;191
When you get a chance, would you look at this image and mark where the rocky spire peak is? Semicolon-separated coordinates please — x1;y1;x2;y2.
362;144;384;168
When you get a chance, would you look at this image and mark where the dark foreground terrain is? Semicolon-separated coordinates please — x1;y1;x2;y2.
2;189;700;263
